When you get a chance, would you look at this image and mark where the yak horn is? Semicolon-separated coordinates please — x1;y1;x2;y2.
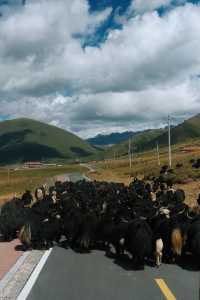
186;211;195;220
153;203;159;208
177;207;186;215
153;210;159;218
140;216;147;220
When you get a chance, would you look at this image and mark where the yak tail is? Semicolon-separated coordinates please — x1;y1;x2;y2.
19;223;32;247
171;228;182;256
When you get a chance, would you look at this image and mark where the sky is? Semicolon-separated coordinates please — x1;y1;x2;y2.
0;0;200;138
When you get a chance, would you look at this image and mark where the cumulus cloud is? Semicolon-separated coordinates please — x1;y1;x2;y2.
0;0;200;137
1;78;200;138
130;0;172;14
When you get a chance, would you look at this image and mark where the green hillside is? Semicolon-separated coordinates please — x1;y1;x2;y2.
105;128;166;157
149;113;200;147
105;113;200;157
0;118;98;164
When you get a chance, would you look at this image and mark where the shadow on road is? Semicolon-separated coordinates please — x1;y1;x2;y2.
15;244;28;251
12;239;200;273
106;250;200;272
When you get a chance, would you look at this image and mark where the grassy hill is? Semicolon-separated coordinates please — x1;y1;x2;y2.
1;114;199;164
105;128;166;157
0;118;98;164
148;113;200;148
105;113;200;157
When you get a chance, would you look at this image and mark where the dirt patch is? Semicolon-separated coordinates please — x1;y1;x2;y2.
0;193;21;206
175;180;200;207
179;145;200;153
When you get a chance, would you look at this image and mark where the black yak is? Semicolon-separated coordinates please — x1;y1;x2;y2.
124;219;153;269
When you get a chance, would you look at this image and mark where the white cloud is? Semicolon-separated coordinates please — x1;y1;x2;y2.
130;0;172;14
1;78;200;138
1;2;200;95
0;1;200;137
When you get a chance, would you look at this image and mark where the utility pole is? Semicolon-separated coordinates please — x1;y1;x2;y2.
128;138;132;169
7;167;10;184
168;115;172;168
156;142;160;166
132;143;134;161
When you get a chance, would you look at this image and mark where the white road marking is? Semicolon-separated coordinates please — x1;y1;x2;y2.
17;248;52;300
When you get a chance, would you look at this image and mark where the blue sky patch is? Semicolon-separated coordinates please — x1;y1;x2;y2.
0;114;10;121
82;0;200;47
79;0;132;48
88;0;132;13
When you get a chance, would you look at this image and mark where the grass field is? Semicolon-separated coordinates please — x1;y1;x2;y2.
87;142;200;207
0;141;200;207
0;164;86;205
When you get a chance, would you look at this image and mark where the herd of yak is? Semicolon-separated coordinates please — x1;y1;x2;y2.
0;166;200;270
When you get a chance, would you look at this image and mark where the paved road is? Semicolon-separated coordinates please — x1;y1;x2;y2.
23;172;200;299
26;247;199;300
66;172;91;182
45;172;90;187
80;163;97;173
0;172;88;298
1;172;200;299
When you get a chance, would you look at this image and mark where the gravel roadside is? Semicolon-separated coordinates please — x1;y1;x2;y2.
0;250;44;300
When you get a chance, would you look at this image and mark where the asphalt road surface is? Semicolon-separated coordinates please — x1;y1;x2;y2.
67;172;91;182
45;172;90;186
14;172;200;299
25;246;199;300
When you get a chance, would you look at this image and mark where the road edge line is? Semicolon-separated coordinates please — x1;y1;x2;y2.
17;248;53;300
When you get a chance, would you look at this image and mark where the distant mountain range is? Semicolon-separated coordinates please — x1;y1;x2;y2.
0;118;98;164
87;131;137;146
0;113;199;165
105;128;166;157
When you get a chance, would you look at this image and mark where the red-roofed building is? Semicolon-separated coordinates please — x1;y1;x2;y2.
24;161;43;168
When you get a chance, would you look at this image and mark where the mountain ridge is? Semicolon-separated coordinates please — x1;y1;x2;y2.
104;113;200;157
87;131;136;146
0;118;98;164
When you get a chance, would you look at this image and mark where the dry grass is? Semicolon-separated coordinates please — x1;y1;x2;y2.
174;181;200;207
87;142;200;207
0;164;86;205
0;141;200;207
